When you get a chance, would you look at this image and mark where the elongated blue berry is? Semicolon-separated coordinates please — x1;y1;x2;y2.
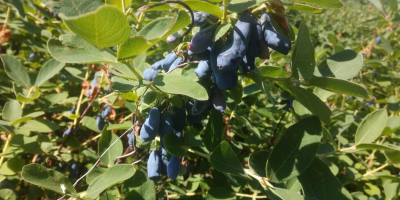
194;60;212;79
143;68;158;81
167;156;180;179
96;116;106;130
163;52;178;71
216;13;252;73
189;24;217;54
147;149;161;181
101;105;112;118
159;111;174;139
168;57;183;72
140;107;160;142
261;13;291;55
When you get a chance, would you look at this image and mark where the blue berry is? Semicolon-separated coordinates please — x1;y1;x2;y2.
143;68;158;81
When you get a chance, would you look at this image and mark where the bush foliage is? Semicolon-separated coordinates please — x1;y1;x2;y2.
0;0;400;199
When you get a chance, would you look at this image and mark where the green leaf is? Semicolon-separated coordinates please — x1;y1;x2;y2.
286;3;325;14
204;109;223;152
105;0;132;11
226;0;269;13
1;55;31;88
355;109;388;144
380;35;393;55
0;121;14;134
19;119;60;133
48;34;116;63
314;50;363;80
17;86;41;103
286;85;331;124
295;0;343;8
291;21;315;82
382;116;400;136
118;11;190;60
0;188;16;200
81;116;101;132
229;82;243;104
40;0;102;17
86;166;108;185
387;0;398;11
0;158;24;175
266;116;322;183
298;157;353;200
9;111;45;126
209;141;245;176
2;100;22;122
117;36;152;61
177;0;223;19
368;0;382;10
124;170;156;199
86;164;135;199
21;164;77;196
206;188;236;200
385;150;400;164
309;77;369;99
61;6;130;48
98;126;123;167
139;11;190;41
107;122;133;130
249;151;270;177
163;133;186;157
247;69;274;103
4;0;25;18
264;187;316;200
259;66;282;78
35;59;65;86
152;74;208;101
184;127;203;147
356;143;400;151
213;22;231;42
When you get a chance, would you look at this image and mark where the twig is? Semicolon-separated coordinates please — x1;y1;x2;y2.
131;153;149;165
268;112;286;149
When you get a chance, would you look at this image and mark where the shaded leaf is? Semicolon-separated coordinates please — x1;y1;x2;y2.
209;141;245;176
35;59;65;86
21;164;77;196
164;133;186;157
86;164;135;199
314;50;363;80
204;109;223;152
1;55;30;88
266;116;322;183
298;157;353;200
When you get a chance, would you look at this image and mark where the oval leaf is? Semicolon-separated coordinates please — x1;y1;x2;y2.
86;164;135;199
209;141;244;176
309;77;369;99
1;55;31;88
163;133;186;157
314;50;363;80
98;126;123;167
21;164;77;195
2;100;22;122
286;85;331;124
355;109;388;144
152;74;208;101
48;34;116;63
249;151;270;177
61;6;130;48
298;158;353;200
35;59;65;86
266;116;322;183
291;21;315;82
